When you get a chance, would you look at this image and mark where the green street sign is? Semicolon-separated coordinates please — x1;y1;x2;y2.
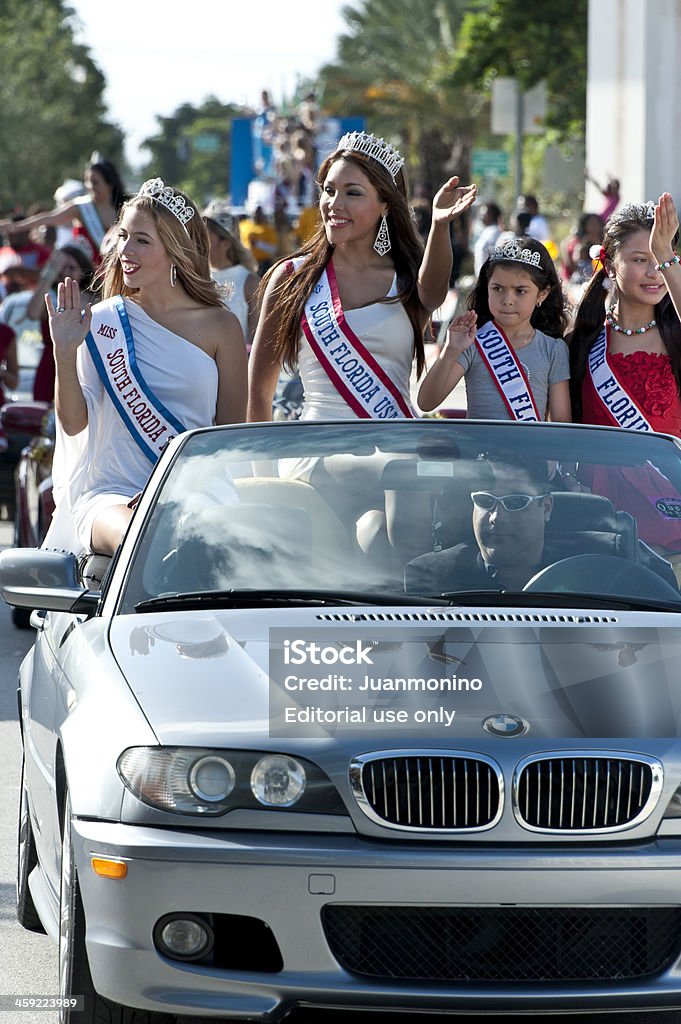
471;149;510;178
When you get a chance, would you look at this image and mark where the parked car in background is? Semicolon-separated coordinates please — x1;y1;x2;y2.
0;400;53;626
5;418;681;1021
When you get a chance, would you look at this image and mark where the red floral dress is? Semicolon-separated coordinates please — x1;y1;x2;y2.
583;349;681;434
581;347;681;551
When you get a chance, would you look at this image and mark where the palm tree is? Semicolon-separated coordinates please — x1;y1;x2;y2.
318;0;481;193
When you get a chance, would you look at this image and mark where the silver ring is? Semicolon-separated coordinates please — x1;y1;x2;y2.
55;306;66;313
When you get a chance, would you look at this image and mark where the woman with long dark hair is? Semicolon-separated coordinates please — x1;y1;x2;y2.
568;192;681;560
247;132;477;423
0;155;127;263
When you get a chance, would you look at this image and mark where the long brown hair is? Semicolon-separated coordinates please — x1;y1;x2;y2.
568;203;681;420
257;147;427;376
95;185;223;307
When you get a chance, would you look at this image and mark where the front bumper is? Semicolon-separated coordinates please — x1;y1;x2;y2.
73;819;681;1019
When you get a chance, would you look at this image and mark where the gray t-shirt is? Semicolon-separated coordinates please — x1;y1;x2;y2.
457;327;570;420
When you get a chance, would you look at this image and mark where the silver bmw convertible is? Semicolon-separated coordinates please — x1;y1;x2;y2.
6;418;681;1022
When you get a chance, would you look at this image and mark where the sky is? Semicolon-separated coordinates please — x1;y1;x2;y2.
68;0;351;169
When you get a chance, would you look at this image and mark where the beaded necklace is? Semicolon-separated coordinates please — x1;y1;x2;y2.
606;311;657;336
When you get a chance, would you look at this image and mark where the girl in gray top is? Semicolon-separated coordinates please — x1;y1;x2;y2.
418;236;571;421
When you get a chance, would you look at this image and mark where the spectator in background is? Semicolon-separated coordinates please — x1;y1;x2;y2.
0;320;19;398
473;202;504;274
585;168;621;222
0;213;52;289
0;155;126;265
294;203;321;247
495;210;531;248
203;201;259;347
517;194;550;241
239;205;280;276
560;211;604;284
0;317;19;450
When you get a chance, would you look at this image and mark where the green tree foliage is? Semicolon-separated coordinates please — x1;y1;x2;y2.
0;0;124;211
447;0;588;144
140;98;246;205
317;0;480;192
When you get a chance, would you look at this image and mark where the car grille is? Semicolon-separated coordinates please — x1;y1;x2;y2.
322;906;681;981
514;754;663;832
349;753;502;831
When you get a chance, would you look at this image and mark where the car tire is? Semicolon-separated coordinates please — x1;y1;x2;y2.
17;754;45;932
59;793;174;1024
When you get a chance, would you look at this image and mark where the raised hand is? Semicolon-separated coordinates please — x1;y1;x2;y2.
443;310;478;355
431;176;478;226
45;276;92;353
651;193;680;265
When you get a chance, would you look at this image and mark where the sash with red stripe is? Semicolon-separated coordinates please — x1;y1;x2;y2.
474;320;541;421
296;259;414;419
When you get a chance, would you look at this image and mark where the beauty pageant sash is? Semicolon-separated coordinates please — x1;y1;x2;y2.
474;320;541;421
85;297;188;463
73;195;106;253
296;258;413;419
587;324;653;431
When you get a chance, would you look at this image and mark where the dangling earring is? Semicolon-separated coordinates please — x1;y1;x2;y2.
373;214;391;256
170;264;177;287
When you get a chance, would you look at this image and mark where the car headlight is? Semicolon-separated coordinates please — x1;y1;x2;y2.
117;747;343;816
118;748;235;815
251;755;306;807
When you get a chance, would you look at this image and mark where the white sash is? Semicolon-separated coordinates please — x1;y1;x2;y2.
73;195;106;251
295;258;414;419
85;297;188;463
474;320;541;421
586;324;654;431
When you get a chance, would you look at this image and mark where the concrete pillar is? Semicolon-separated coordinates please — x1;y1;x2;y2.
585;0;681;211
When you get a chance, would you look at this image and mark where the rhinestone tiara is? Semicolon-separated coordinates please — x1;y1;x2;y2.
489;239;542;268
614;201;656;223
336;131;405;181
137;178;195;229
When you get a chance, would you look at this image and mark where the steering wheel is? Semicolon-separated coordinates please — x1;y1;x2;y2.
523;554;681;602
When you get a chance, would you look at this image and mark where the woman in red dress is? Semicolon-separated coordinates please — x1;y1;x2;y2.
568;194;681;557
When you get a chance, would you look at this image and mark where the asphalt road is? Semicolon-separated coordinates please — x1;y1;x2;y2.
0;524;58;1024
0;520;679;1024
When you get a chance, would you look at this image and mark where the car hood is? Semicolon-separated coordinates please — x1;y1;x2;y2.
108;608;681;746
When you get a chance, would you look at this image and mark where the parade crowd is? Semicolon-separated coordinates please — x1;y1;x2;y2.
0;125;680;573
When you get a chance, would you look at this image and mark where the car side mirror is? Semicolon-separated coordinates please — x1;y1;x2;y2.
0;548;99;614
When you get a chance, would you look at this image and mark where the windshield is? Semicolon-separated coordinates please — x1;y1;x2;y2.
119;420;681;612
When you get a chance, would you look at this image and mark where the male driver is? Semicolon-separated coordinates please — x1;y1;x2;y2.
405;455;556;594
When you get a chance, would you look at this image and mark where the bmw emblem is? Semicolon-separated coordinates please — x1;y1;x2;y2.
483;714;529;737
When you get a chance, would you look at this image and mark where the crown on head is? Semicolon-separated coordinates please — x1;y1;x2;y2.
138;178;195;229
336;131;405;181
614;201;656;224
489;239;542;268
